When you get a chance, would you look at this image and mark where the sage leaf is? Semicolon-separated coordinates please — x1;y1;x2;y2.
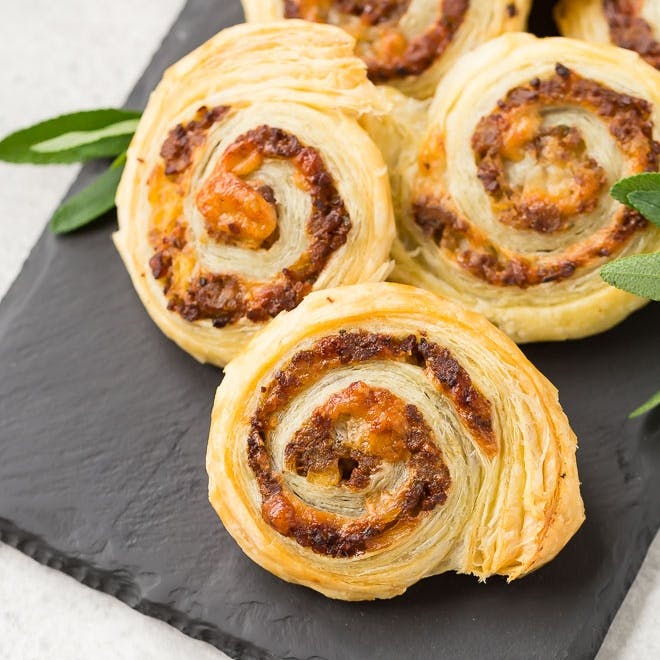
50;154;125;234
600;253;660;300
627;190;660;226
610;172;660;205
629;389;660;419
0;109;140;164
31;119;139;154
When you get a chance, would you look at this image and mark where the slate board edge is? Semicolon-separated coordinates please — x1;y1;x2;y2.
0;517;274;660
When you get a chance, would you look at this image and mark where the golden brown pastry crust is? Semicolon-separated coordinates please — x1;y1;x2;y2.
207;283;584;600
380;34;660;342
556;0;660;70
114;21;395;366
242;0;531;98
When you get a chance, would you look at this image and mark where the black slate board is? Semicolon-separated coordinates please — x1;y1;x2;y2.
1;1;659;658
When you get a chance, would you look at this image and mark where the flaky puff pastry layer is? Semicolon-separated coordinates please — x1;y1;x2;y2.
207;283;584;600
114;21;394;367
242;0;531;99
556;0;660;70
372;34;660;342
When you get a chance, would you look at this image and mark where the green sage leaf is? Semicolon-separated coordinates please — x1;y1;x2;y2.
610;172;660;205
31;118;139;154
629;389;660;419
600;253;660;300
50;155;125;234
0;109;140;164
627;190;660;226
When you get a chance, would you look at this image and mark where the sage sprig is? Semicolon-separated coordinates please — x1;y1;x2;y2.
0;108;140;233
602;173;660;418
629;390;660;419
627;191;660;226
610;172;660;206
602;173;660;300
50;153;126;234
0;109;140;164
600;253;660;301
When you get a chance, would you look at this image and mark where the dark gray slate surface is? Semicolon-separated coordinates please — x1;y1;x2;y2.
1;1;659;659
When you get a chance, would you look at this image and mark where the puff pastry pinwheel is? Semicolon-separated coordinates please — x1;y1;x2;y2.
207;283;584;600
241;1;531;98
556;0;660;70
114;21;394;366
387;34;660;343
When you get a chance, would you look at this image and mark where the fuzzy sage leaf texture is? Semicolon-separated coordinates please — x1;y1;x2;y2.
610;172;660;205
602;172;660;300
600;253;660;301
627;191;660;226
0;109;140;164
50;153;127;234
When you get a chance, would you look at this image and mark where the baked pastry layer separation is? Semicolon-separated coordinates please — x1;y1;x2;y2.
206;283;584;600
114;21;394;366
556;0;660;70
387;34;660;342
242;1;531;98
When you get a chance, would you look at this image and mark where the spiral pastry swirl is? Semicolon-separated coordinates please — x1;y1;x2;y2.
556;0;660;70
388;34;660;342
242;0;531;98
114;21;394;366
207;283;584;600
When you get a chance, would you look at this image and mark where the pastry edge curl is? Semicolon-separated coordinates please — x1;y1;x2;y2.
554;0;611;47
390;241;650;343
241;1;533;99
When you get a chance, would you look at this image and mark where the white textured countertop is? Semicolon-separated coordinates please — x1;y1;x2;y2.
0;2;658;658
